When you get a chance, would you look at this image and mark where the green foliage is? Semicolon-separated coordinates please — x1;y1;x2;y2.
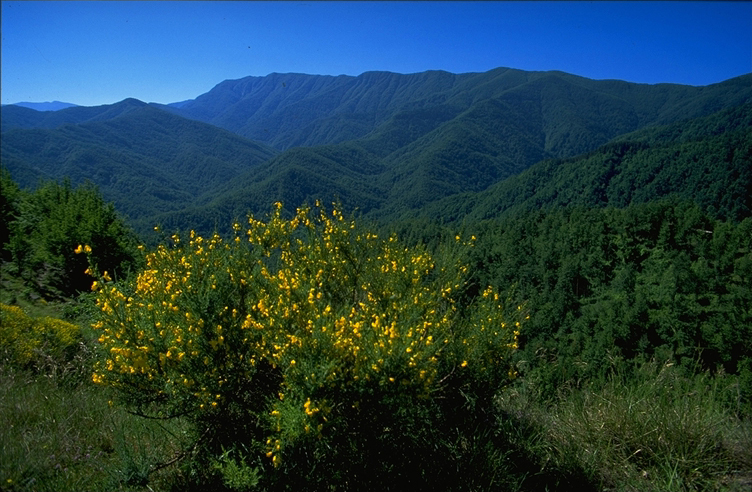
32;180;138;293
462;200;752;409
2;102;278;237
0;169;23;262
88;204;523;489
211;446;260;491
0;363;190;492
1;176;140;298
500;360;752;491
2;196;750;490
0;303;82;373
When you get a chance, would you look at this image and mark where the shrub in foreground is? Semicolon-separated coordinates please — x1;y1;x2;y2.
86;203;524;488
0;303;82;374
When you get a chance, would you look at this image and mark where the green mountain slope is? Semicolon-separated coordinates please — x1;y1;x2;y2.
1;101;278;230
3;69;750;237
168;70;467;149
415;102;752;225
148;143;388;234
159;72;750;230
170;68;751;155
1;98;154;132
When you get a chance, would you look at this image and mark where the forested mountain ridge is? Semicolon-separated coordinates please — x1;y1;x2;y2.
1;98;150;132
411;101;752;226
1;102;278;224
154;69;751;226
163;70;465;149
1;68;750;237
150;85;751;233
167;69;752;155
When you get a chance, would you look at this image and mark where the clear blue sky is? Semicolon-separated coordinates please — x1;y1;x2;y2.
2;1;750;107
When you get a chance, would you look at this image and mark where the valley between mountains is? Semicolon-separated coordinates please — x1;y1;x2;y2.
3;67;750;237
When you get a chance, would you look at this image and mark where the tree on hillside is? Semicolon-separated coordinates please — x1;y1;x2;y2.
2;176;140;297
0;169;22;262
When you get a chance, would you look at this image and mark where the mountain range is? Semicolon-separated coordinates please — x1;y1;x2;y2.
2;101;79;112
1;99;277;224
2;67;750;236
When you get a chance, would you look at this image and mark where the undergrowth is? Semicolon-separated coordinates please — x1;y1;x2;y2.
2;305;751;491
498;359;752;491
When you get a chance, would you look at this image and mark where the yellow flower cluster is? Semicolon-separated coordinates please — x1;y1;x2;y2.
90;203;521;466
0;304;81;368
74;244;92;255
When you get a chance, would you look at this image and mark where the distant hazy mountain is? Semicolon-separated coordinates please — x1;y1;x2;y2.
1;98;156;132
167;99;194;109
7;101;79;111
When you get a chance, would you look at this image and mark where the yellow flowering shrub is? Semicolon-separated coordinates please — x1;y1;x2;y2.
0;304;81;369
87;203;524;483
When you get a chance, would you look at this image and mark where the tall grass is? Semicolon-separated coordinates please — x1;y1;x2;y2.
0;365;192;491
499;360;752;491
2;274;750;491
0;297;191;492
3;344;751;491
